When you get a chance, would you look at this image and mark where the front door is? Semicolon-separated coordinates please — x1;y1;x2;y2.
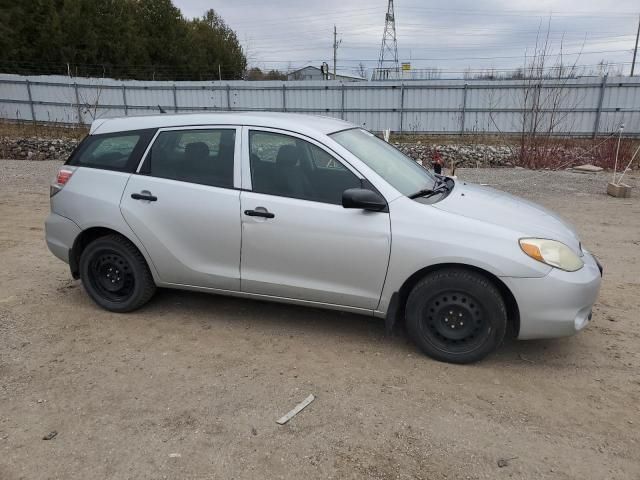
120;127;242;290
239;128;391;310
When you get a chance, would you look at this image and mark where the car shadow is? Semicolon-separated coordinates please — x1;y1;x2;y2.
146;287;393;343
84;286;585;366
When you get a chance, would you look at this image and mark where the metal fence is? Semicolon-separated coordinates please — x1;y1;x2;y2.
1;73;639;136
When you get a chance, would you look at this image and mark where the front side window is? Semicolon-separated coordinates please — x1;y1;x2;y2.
144;129;235;188
330;128;436;196
249;130;361;205
68;130;154;171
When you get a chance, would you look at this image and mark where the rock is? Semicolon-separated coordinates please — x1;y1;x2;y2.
396;142;515;169
0;136;79;161
573;164;603;173
497;457;517;468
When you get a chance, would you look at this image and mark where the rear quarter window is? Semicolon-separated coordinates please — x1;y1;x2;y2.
67;129;156;172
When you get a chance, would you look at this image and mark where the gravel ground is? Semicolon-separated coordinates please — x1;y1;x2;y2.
458;167;639;198
1;160;639;480
0;159;635;197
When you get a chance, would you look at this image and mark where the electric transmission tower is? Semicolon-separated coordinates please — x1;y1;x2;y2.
376;0;399;80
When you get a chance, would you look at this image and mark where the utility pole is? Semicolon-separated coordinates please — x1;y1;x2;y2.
376;0;400;80
632;14;640;77
333;25;341;80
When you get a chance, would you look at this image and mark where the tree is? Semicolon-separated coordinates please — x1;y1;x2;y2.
0;0;247;80
183;9;246;80
244;67;286;80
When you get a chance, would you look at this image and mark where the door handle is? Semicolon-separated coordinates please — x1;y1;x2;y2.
131;192;157;202
244;209;274;219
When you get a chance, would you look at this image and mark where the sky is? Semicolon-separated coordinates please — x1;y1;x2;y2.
173;0;640;78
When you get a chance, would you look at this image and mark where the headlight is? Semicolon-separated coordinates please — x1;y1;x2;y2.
519;238;584;272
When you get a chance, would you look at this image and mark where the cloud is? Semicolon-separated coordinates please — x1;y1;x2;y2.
174;0;639;76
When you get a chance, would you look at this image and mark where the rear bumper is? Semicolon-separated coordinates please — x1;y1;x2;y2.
502;253;602;340
45;213;81;264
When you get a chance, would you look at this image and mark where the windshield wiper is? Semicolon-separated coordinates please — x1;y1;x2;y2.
408;180;450;199
408;188;435;199
433;174;449;187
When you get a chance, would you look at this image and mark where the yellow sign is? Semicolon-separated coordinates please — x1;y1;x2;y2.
401;62;411;71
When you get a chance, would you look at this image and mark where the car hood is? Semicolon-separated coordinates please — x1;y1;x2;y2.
433;182;582;253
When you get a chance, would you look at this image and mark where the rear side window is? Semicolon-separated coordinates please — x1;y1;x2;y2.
142;129;236;188
67;129;155;172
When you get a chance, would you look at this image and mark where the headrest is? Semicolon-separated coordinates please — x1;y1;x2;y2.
276;144;299;167
185;142;209;159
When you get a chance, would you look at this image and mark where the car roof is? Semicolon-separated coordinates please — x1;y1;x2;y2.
90;112;356;136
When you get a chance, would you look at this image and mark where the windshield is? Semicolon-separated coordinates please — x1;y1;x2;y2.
330;128;436;196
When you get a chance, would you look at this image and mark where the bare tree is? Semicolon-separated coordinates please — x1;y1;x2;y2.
514;18;589;167
423;67;442;80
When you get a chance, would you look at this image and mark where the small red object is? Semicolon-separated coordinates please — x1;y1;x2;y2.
56;168;74;186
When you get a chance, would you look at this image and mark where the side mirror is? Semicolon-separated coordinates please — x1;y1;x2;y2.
342;188;387;211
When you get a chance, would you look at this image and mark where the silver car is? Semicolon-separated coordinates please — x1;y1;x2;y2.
45;113;602;363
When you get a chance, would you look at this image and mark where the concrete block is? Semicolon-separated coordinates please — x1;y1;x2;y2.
607;182;632;198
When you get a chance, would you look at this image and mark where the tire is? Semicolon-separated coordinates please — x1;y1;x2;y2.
405;268;507;364
79;234;156;312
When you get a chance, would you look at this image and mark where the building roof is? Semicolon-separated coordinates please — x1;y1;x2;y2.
90;112;355;136
288;65;365;80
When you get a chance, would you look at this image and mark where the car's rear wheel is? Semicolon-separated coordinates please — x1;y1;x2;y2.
405;268;507;364
79;234;156;312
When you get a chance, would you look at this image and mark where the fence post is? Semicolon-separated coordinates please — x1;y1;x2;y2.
25;79;36;125
73;82;83;125
460;83;468;135
399;84;405;134
340;83;345;120
282;84;287;112
173;85;178;113
226;84;232;111
122;85;128;116
592;74;608;138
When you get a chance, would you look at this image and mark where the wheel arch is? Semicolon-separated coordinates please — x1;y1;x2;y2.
394;263;520;338
69;226;157;282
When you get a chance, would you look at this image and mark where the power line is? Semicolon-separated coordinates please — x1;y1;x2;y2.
251;48;632;64
249;39;636;54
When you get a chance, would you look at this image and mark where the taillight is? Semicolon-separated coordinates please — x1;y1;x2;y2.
50;166;76;197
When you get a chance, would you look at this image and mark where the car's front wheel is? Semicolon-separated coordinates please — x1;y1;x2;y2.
79;234;156;312
405;268;507;363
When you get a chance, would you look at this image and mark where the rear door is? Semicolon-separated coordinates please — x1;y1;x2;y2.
120;127;242;290
239;127;391;310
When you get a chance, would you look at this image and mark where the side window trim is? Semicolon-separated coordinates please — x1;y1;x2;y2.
135;125;242;189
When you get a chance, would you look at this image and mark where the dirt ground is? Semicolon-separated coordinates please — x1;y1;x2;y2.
1;161;639;480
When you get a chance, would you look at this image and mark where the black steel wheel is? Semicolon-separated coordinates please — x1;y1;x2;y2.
79;234;156;312
88;250;135;302
405;268;507;363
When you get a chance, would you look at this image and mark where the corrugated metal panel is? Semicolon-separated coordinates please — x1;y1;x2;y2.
1;73;639;134
125;87;174;110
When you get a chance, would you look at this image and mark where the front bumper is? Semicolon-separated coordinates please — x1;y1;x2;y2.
45;213;81;264
501;253;602;340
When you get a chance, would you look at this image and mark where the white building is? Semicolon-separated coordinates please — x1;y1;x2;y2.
287;66;365;81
